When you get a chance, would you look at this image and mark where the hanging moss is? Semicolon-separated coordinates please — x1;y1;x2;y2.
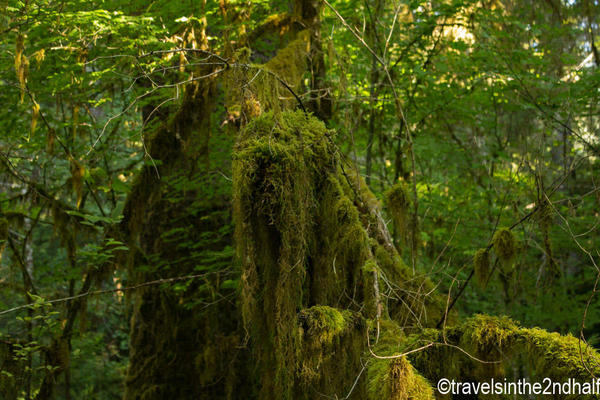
473;248;491;289
69;157;85;209
264;30;309;86
461;314;518;350
386;358;434;400
299;305;354;345
233;110;447;400
234;110;337;399
225;30;310;122
367;321;434;400
492;227;516;270
370;357;435;400
297;306;364;397
252;29;310;114
384;180;411;242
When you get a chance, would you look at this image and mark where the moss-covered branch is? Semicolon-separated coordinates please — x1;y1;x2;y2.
407;315;600;388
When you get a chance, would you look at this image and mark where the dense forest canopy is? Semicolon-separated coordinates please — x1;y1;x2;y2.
0;0;599;399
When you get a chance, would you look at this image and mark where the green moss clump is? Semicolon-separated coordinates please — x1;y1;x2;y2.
473;248;491;289
460;314;519;356
492;228;516;269
259;31;310;112
233;110;340;399
298;306;362;390
299;306;354;345
264;30;309;88
367;321;434;400
387;358;434;400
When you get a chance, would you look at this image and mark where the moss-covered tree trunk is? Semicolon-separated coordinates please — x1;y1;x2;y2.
121;78;248;399
232;110;445;399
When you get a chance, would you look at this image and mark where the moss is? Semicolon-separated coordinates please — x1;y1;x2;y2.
367;321;435;400
517;327;600;381
387;358;434;400
233;110;444;399
250;29;310;115
233;110;368;399
264;30;309;88
384;180;411;242
460;314;518;359
233;110;332;399
492;227;516;270
299;305;354;345
69;157;85;209
473;248;491;289
225;30;310;121
406;315;600;391
297;306;362;392
312;174;373;307
122;79;246;400
536;199;561;283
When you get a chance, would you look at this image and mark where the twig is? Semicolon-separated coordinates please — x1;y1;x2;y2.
0;271;231;317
